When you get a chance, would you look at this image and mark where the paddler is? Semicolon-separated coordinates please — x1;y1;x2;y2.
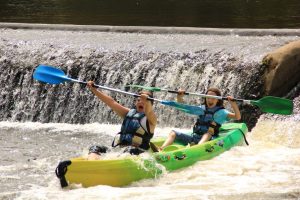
151;87;241;152
86;81;157;159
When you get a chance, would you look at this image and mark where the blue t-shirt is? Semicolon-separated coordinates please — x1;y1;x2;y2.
213;108;230;124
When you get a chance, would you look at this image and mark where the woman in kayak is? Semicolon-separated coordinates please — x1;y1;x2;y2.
151;87;241;152
86;81;157;158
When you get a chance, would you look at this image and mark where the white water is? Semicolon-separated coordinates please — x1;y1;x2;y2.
0;117;299;200
0;27;299;199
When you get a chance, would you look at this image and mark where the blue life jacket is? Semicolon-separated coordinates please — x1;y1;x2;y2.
193;105;224;136
112;109;153;150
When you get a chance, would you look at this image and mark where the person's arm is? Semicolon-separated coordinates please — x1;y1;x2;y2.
87;81;129;118
226;96;241;120
140;94;157;133
177;89;185;103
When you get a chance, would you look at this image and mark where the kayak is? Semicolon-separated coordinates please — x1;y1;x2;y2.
55;123;248;188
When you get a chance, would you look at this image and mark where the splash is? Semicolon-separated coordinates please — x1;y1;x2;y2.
250;96;300;148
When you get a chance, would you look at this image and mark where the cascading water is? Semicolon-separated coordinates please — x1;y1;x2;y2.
0;27;299;199
1;28;298;128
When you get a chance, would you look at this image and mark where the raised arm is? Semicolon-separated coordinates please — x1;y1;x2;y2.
87;81;129;118
226;96;241;120
140;94;157;133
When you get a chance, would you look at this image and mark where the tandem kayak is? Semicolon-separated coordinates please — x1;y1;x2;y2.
55;123;248;188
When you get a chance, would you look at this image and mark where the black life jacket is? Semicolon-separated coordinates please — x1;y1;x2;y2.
112;109;153;150
193;105;224;136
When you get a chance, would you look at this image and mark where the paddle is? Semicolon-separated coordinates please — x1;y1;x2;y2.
126;85;293;115
33;65;205;115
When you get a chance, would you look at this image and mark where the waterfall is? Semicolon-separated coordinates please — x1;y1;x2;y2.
0;28;298;129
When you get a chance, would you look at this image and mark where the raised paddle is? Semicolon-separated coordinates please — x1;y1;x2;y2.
33;65;205;115
126;85;293;115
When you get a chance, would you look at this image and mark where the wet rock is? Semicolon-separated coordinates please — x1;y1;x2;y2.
262;40;300;96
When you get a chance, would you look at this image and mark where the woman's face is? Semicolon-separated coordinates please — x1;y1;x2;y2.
206;91;218;108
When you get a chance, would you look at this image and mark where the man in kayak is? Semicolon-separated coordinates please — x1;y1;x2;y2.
87;81;157;158
151;87;241;152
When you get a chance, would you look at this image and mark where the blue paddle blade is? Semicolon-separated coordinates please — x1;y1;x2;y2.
161;101;204;115
33;65;71;84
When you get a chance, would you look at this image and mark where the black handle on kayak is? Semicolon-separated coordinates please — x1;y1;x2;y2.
174;153;186;160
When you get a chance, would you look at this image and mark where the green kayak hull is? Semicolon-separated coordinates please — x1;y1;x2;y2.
153;123;248;171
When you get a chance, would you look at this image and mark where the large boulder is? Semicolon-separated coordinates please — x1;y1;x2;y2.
262;40;300;96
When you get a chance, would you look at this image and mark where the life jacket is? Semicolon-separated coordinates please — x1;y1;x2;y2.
112;109;153;150
193;105;224;136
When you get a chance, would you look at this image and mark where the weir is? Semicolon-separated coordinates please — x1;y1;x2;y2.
0;24;299;129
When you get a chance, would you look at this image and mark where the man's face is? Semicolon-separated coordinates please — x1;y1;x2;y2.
135;97;145;113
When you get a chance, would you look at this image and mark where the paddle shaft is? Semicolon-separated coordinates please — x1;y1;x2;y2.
159;88;248;103
127;85;246;102
126;85;293;115
34;66;292;115
33;65;208;115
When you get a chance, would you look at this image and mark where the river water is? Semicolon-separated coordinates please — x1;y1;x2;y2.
0;26;300;199
0;114;299;200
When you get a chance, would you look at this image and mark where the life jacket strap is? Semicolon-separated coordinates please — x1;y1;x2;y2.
113;109;153;150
